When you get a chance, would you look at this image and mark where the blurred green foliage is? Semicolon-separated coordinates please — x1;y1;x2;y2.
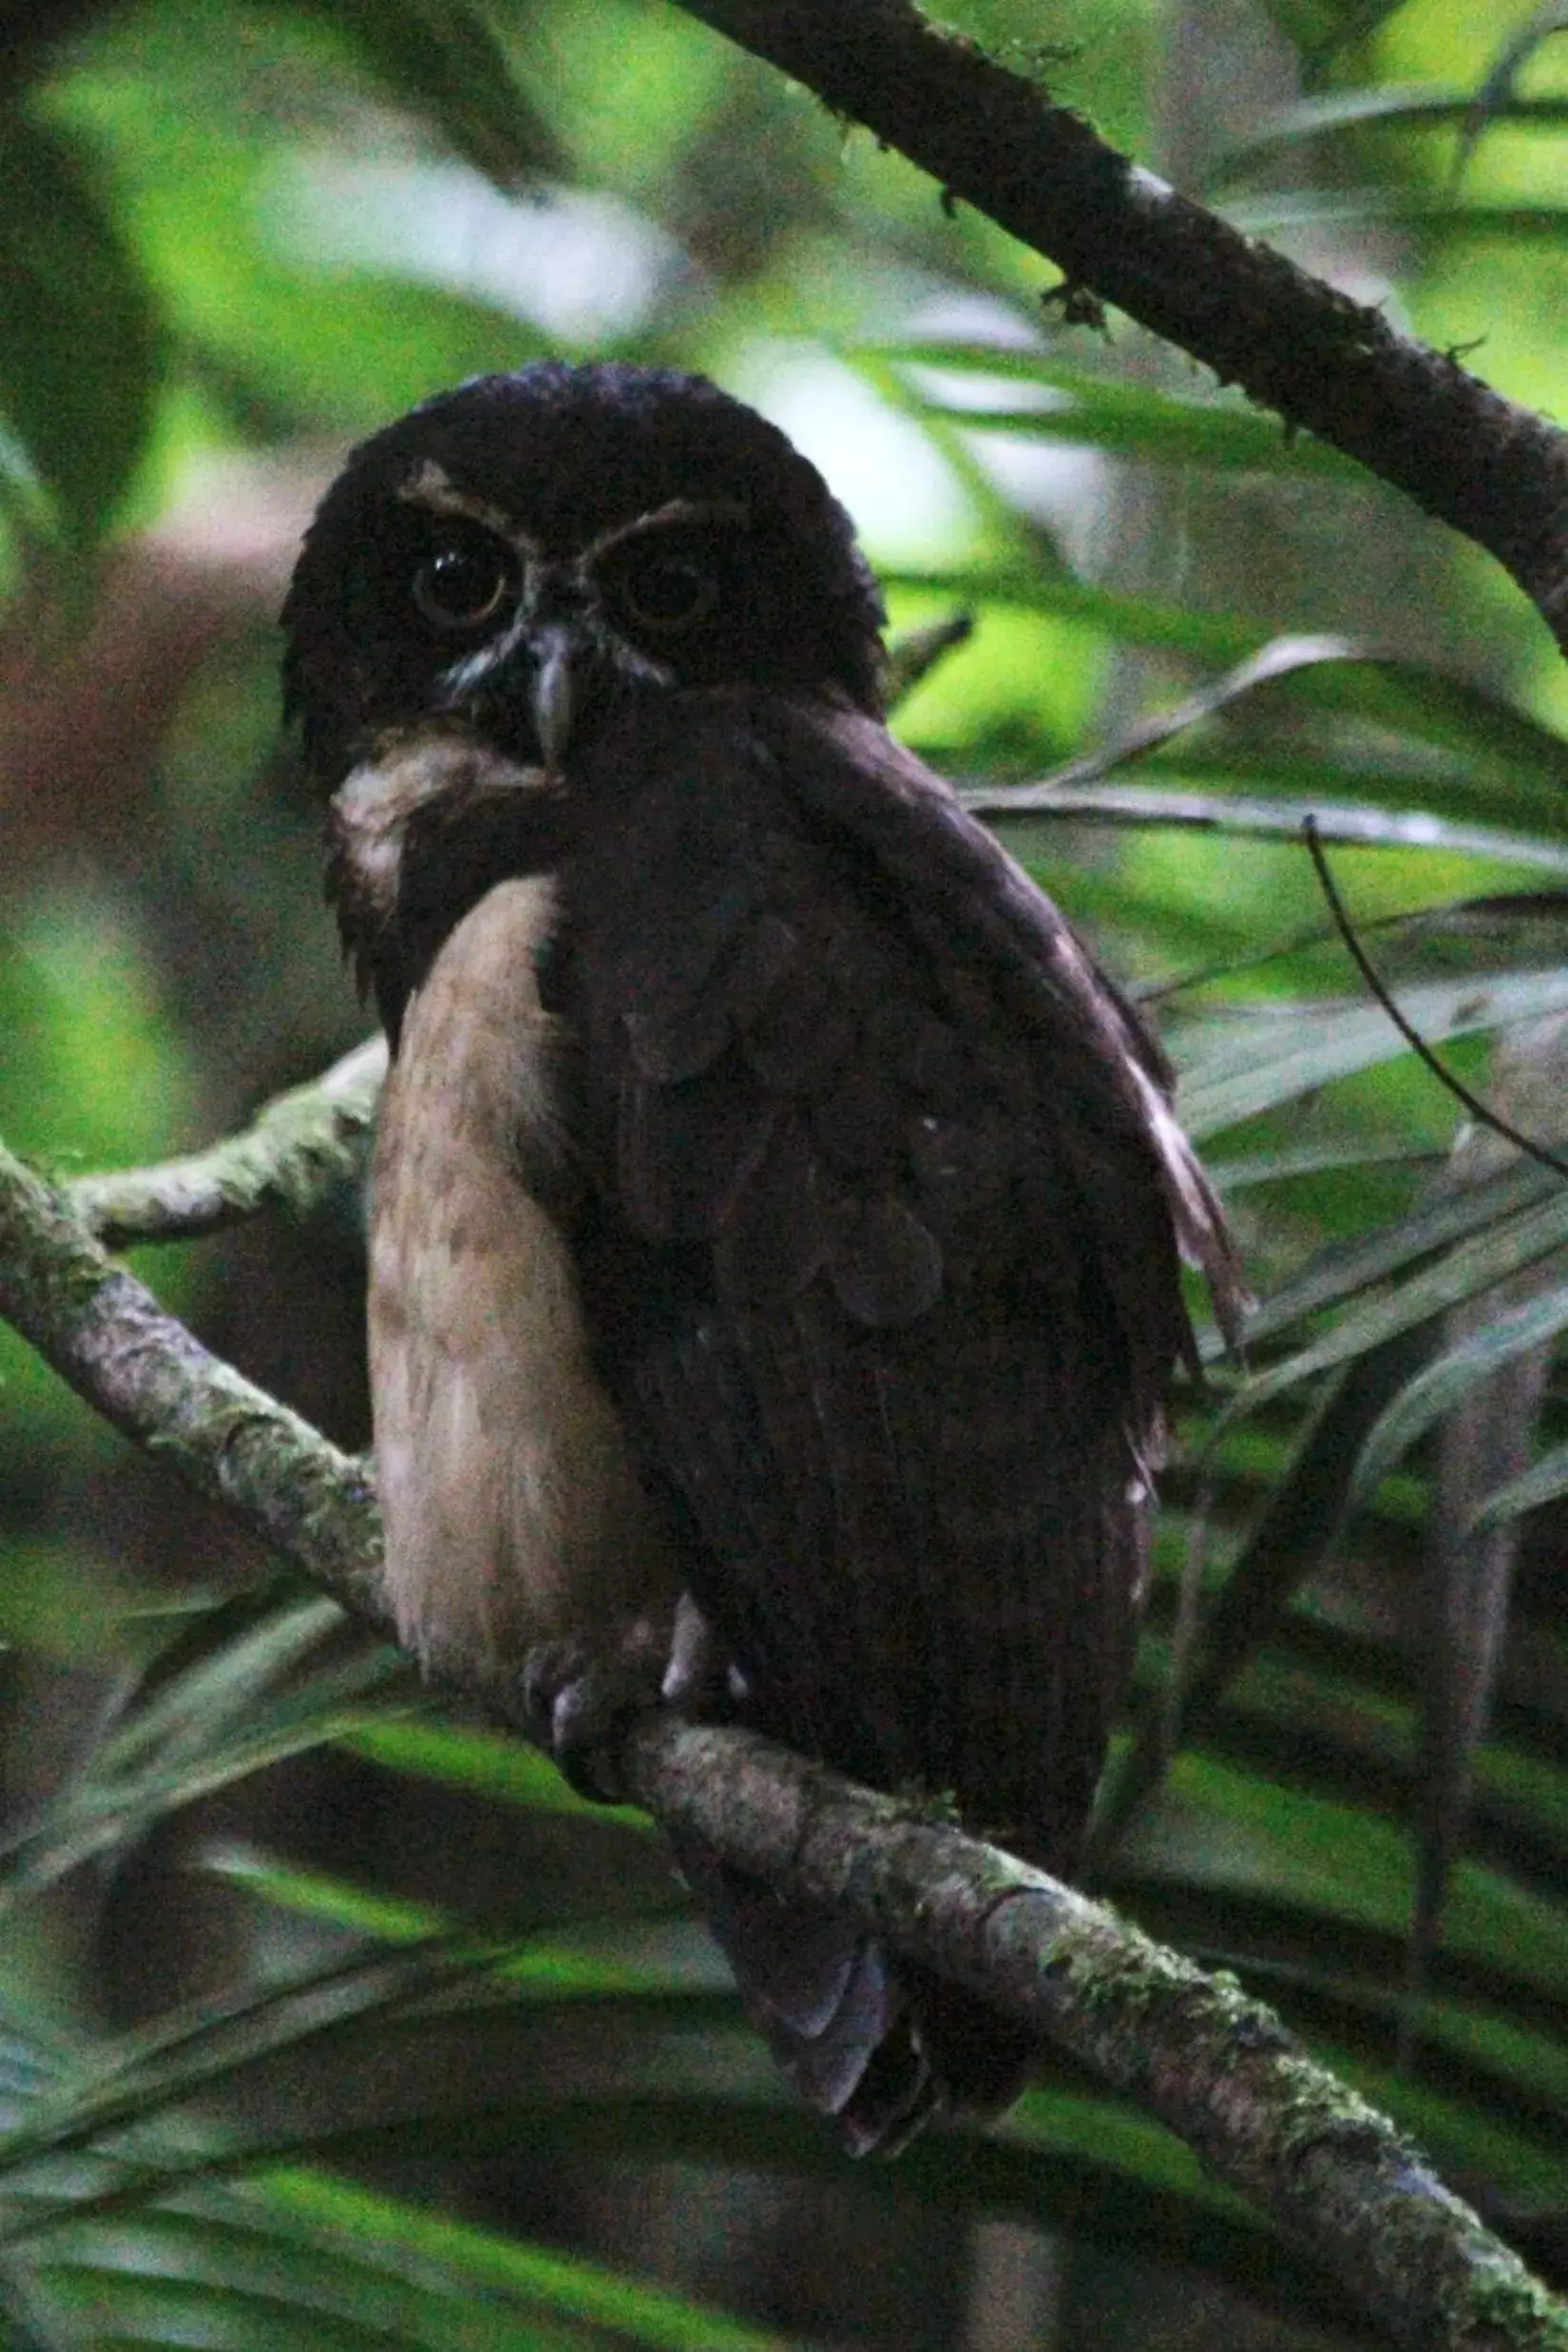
3;0;1568;2344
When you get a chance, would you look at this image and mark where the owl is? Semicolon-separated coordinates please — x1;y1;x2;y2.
282;361;1240;2152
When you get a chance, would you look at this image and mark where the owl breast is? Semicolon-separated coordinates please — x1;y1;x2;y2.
368;875;682;1677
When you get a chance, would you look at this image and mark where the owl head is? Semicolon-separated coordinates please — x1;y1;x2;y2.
282;361;887;790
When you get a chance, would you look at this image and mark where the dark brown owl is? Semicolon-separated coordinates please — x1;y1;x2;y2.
282;361;1242;2153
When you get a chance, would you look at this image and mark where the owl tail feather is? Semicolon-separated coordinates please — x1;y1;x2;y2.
675;1839;1038;2155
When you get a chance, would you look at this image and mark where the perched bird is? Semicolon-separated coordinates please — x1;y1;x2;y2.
282;361;1242;2153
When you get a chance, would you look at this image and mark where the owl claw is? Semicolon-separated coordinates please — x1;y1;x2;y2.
661;1591;734;1712
519;1593;729;1802
517;1638;650;1801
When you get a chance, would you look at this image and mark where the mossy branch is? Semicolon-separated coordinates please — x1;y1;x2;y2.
0;1125;1565;2348
666;0;1568;654
625;1717;1567;2352
70;1037;387;1247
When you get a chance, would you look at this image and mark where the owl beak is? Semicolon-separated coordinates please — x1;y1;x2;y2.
529;623;578;773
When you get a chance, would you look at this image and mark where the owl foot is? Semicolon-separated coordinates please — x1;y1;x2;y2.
519;1636;659;1802
519;1593;729;1802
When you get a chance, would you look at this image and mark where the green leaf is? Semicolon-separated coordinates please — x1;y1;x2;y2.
1214;86;1568;182
0;110;162;544
1254;0;1411;66
1222;1183;1568;1415
201;1846;454;1948
1126;1748;1568;1999
1240;1157;1558;1351
886;583;1568;788
342;1717;648;1829
1348;1282;1568;1516
0;1946;464;2210
877;344;1363;477
1467;1437;1568;1534
1172;967;1568;1139
973;782;1568;876
1207;1138;1440;1190
0;1597;406;1906
1094;1353;1430;1859
201;1845;676;1996
1227;187;1568;241
1453;2;1568;187
246;2170;794;2351
258;2101;1366;2339
265;0;560;187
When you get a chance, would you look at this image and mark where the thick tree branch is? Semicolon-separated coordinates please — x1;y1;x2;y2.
667;0;1568;653
0;1132;1565;2346
625;1719;1566;2352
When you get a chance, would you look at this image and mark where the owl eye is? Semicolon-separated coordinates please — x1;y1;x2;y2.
411;541;515;632
611;552;719;635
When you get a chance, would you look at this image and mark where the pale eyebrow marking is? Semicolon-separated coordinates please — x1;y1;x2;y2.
396;459;543;556
573;495;750;570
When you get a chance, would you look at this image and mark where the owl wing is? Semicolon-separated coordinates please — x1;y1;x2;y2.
556;687;1240;2148
559;687;1239;1857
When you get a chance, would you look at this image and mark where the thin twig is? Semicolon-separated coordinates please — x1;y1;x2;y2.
1304;815;1568;1183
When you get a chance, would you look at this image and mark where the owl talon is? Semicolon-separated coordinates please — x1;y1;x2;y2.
519;1592;737;1797
661;1591;736;1713
518;1626;678;1803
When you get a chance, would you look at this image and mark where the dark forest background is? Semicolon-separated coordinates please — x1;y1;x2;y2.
3;0;1568;2344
